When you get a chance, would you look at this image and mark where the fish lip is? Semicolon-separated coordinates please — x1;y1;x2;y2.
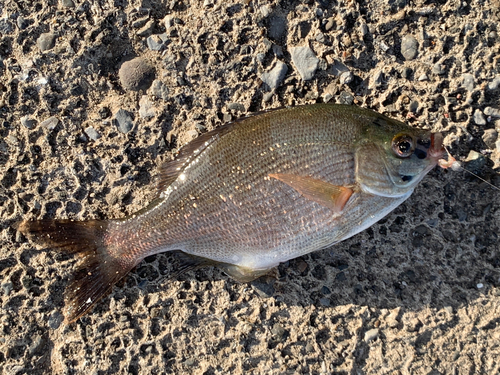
429;132;445;159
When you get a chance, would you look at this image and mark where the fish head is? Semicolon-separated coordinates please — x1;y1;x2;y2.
355;115;445;198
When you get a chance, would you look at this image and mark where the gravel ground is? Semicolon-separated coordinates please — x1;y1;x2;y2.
1;0;500;374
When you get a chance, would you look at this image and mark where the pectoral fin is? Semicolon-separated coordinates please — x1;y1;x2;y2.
269;173;353;213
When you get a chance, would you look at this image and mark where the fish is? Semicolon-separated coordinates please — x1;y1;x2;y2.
15;104;447;323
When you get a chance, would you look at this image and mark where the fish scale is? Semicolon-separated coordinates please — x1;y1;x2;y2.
17;104;446;322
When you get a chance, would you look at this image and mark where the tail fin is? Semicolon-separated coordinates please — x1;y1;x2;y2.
16;219;136;323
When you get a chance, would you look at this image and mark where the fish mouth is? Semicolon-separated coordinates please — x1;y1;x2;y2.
429;132;446;159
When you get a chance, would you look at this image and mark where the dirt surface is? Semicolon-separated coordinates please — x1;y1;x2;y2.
1;0;500;374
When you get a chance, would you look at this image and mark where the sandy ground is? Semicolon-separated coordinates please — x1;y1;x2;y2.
1;0;500;374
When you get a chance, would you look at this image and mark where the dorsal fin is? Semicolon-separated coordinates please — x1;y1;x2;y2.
156;106;290;195
156;123;235;194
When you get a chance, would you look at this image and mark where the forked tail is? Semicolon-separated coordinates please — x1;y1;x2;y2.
16;219;137;323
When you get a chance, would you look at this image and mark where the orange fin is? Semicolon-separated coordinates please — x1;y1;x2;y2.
269;173;353;213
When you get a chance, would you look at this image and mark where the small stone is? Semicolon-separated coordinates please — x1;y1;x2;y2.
223;113;232;122
477;283;484;289
0;18;14;34
340;71;353;85
132;17;149;29
119;57;155;91
432;63;445;75
16;16;28;30
61;0;74;7
319;297;330;307
40;116;59;130
488;77;500;90
325;18;335;31
364;328;379;343
370;70;384;89
139;96;155;118
227;103;245;112
323;93;333;103
48;312;63;329
484;107;500;118
464;150;487;173
409;100;419;113
150;80;169;100
482;129;498;149
338;91;354;105
114;109;134;134
268;15;287;41
380;41;390;52
473;109;487;125
1;282;13;295
272;44;283;57
262;92;273;103
136;20;155;37
184;358;196;367
20;116;36;129
203;0;214;7
315;32;327;44
290;46;319;81
271;323;287;342
260;5;271;18
37;33;56;52
418;73;428;81
84;126;100;141
147;35;165;51
261;61;288;90
187;130;198;139
401;35;418;60
462;73;475;92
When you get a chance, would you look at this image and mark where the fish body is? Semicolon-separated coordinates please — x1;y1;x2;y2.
17;104;445;322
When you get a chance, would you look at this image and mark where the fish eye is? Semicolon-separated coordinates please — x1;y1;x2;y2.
392;134;414;158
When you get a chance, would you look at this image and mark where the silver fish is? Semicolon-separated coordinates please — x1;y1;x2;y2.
16;104;446;322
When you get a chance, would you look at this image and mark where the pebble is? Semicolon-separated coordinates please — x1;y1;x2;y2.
488;76;500;90
136;20;155;37
250;278;275;298
484;107;500;118
464;150;487;173
370;70;383;89
139;96;155;118
227;102;245;112
325;18;335;31
271;323;287;342
340;71;353;85
16;16;28;30
119;57;155;91
319;297;330;307
114;109;134;133
401;35;418;60
37;33;56;52
150;80;169;100
462;73;475;92
418;73;429;81
0;18;13;34
432;63;445;75
364;328;379;343
20;115;36;129
262;92;273;103
40;116;59;130
84;126;100;141
290;46;319;81
473;109;486;125
147;34;168;51
1;282;13;295
482;129;498;149
61;0;75;7
261;61;288;90
477;283;484;289
268;15;287;41
338;91;354;105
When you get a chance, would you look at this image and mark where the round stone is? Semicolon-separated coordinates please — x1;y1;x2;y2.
118;57;155;91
